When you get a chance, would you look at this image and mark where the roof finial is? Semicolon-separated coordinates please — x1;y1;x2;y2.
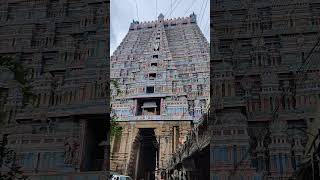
190;12;196;23
158;13;164;21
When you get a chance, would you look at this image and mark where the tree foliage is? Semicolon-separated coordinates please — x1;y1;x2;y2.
0;56;31;179
0;56;35;125
0;56;35;106
0;147;28;180
110;114;122;138
109;79;122;138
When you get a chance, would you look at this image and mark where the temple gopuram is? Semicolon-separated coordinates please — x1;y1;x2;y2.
110;13;210;179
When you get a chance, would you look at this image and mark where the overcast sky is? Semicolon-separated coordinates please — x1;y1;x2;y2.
110;0;210;55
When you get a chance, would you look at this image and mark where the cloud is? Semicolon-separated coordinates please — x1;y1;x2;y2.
110;0;210;55
110;0;135;55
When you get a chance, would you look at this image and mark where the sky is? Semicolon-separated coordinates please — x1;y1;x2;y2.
110;0;210;55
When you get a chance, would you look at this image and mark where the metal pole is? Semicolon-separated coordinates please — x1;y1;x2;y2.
316;129;320;179
313;134;317;180
155;150;158;179
156;0;158;19
313;129;320;179
0;136;3;177
157;135;160;179
0;134;8;176
170;0;172;18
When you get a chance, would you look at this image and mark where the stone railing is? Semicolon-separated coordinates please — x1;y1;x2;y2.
120;115;194;121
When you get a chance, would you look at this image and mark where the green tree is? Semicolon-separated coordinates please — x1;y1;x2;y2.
0;56;35;125
0;145;28;180
0;56;32;180
109;79;122;139
294;107;320;180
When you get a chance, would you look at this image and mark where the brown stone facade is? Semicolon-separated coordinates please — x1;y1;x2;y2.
0;0;110;179
111;121;191;177
211;0;320;179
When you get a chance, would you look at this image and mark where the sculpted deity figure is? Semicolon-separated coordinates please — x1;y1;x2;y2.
161;98;167;114
130;104;136;115
64;137;80;165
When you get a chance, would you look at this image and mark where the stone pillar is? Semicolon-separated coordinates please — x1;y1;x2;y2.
100;140;110;171
154;127;162;179
78;119;87;171
119;125;130;154
134;142;141;179
85;84;90;100
261;96;265;112
289;96;293;110
229;84;233;96
264;97;269;111
248;99;252;112
173;126;177;152
125;125;138;174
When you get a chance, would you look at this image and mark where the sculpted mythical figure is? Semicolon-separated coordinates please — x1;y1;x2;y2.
130;103;136;115
161;98;167;114
64;137;80;165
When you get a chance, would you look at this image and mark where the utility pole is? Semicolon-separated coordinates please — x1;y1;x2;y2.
0;134;8;176
311;129;320;180
314;129;320;179
318;129;320;179
156;0;158;19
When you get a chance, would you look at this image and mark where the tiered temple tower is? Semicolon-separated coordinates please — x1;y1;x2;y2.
0;0;109;179
110;13;210;179
211;0;320;179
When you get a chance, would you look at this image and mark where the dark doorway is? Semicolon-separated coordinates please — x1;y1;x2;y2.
136;128;158;180
195;145;210;179
81;116;107;171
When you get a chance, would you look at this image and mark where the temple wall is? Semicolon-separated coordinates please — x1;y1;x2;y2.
0;0;110;178
211;0;320;179
110;121;192;175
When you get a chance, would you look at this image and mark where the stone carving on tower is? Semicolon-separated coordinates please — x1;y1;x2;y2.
64;137;80;166
110;13;209;179
212;0;320;179
0;0;110;178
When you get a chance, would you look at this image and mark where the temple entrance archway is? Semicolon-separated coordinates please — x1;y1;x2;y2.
135;128;158;180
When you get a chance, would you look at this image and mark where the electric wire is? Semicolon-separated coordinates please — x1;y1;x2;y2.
156;0;158;19
197;0;206;24
184;0;198;16
199;0;209;29
164;0;178;17
203;16;210;40
135;0;139;21
167;0;184;18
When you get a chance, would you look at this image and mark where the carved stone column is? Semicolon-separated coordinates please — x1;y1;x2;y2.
154;127;162;179
100;140;109;171
125;124;139;174
78;118;87;171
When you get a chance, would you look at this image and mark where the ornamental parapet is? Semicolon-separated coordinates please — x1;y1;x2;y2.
116;115;194;121
129;13;197;31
